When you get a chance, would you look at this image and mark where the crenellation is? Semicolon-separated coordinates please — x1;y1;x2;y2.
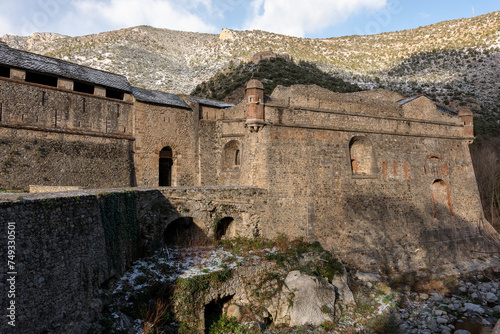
94;85;106;97
9;68;25;81
57;77;73;90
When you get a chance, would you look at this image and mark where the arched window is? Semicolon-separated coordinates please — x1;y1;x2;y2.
349;136;377;176
223;140;242;170
159;146;173;186
431;179;454;218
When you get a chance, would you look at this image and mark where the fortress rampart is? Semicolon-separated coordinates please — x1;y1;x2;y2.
0;187;266;333
0;42;499;331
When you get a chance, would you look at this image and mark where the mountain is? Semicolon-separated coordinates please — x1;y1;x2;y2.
191;58;362;103
2;11;500;127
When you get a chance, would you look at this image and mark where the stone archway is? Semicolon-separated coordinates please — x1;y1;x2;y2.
215;217;235;240
222;140;242;170
163;217;207;247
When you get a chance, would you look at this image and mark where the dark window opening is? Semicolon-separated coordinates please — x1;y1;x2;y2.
0;65;9;78
42;91;47;106
223;140;242;170
25;71;57;87
74;81;95;94
82;98;86;113
216;217;234;240
234;150;240;166
204;296;234;334
106;88;124;100
159;146;173;186
163;217;207;248
116;104;120;117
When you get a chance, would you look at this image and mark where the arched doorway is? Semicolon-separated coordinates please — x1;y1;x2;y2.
431;179;454;218
159;146;173;186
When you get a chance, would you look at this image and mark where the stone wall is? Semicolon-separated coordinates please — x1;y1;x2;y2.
133;101;199;187
0;78;135;191
231;85;500;271
0;128;134;191
0;78;133;136
0;186;266;333
29;185;83;193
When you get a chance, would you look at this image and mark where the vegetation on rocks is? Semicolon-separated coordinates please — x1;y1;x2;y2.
98;236;350;333
191;58;361;102
99;233;500;333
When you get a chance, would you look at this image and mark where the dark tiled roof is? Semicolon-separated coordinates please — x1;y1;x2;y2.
436;104;457;116
397;95;424;105
132;87;190;109
193;97;234;108
0;44;131;92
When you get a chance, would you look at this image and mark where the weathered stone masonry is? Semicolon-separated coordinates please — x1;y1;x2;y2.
235;85;498;269
0;187;266;333
0;40;499;332
0;42;498;267
0;44;135;190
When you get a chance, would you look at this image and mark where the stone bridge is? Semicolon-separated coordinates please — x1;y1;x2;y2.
0;186;267;334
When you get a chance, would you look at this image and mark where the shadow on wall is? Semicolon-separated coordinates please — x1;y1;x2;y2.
135;190;239;256
0;188;248;334
338;192;500;272
163;216;208;248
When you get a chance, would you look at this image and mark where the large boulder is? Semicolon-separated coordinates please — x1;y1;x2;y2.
492;319;500;334
275;271;337;327
331;268;355;305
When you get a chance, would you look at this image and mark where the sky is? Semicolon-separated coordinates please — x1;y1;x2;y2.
0;0;498;39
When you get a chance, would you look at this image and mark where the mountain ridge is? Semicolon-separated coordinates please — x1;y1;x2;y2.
2;11;499;122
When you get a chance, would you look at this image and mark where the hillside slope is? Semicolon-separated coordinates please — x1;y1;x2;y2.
191;58;361;103
2;11;499;121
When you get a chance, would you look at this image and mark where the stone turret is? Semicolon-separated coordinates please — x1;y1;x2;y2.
245;79;265;132
458;109;474;137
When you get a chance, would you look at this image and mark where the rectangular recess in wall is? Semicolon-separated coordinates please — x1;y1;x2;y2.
25;71;58;87
74;81;95;94
105;88;124;100
0;65;9;78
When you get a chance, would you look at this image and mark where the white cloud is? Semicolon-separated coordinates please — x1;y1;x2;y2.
0;2;25;36
244;0;387;37
67;0;217;35
0;16;15;37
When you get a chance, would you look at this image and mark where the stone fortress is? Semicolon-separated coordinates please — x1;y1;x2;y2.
0;40;499;332
0;39;498;266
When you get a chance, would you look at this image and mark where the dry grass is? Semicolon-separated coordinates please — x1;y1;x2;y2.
389;271;456;296
142;299;170;334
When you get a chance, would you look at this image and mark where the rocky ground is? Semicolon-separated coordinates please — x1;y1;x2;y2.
94;238;500;334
